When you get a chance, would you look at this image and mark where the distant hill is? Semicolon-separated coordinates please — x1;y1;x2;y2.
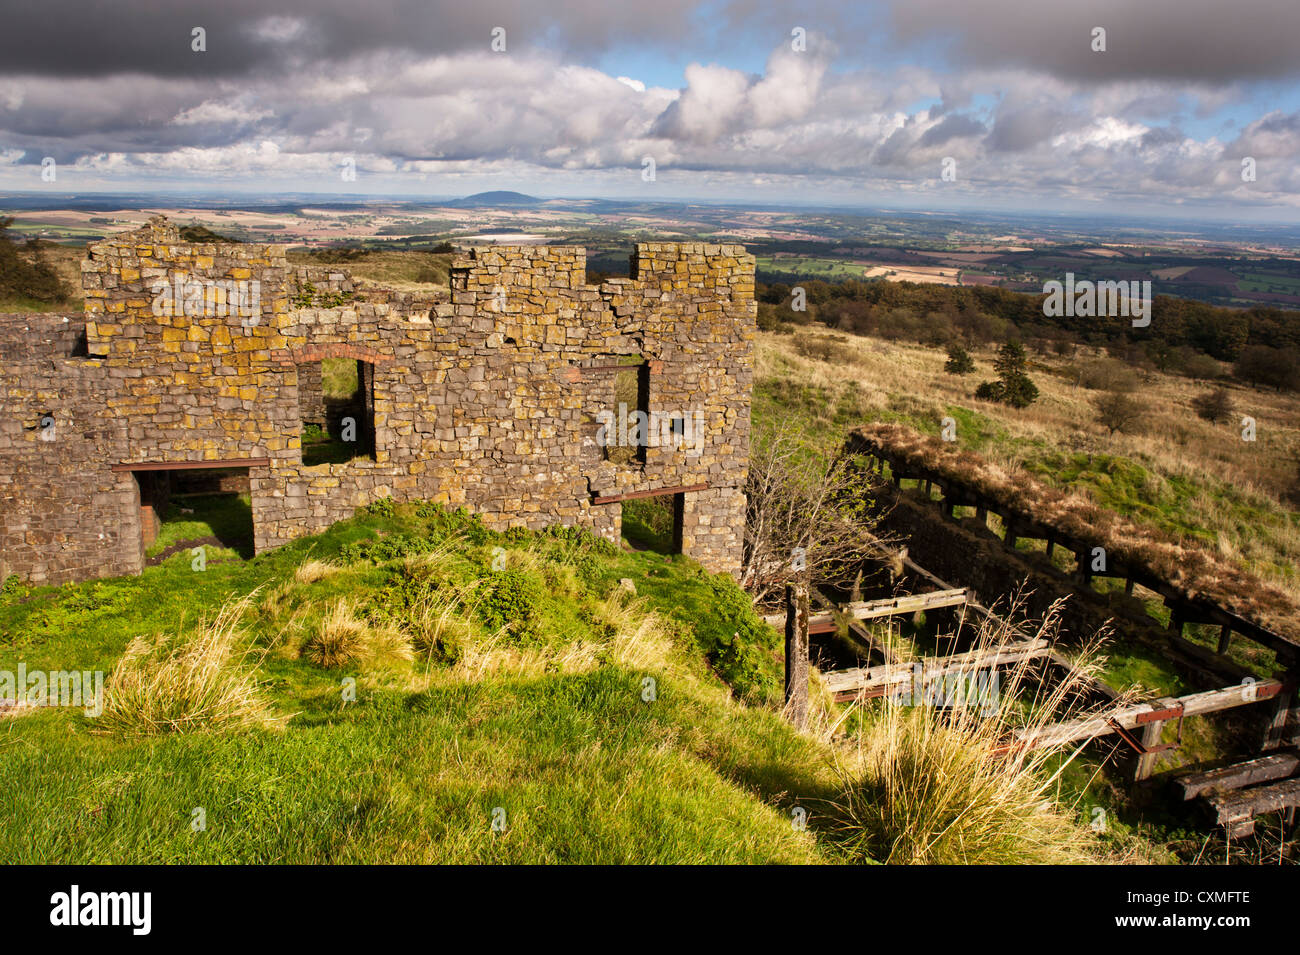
179;224;239;243
446;191;540;208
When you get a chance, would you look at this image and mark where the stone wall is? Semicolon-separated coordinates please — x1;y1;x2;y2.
0;314;143;585
1;218;754;585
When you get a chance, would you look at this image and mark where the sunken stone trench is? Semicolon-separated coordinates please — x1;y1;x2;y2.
0;216;755;586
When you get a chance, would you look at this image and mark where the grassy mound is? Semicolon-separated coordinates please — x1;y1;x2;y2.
0;500;1124;864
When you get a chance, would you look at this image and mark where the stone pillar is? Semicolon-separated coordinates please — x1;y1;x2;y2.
590;502;621;545
297;362;324;428
679;485;745;578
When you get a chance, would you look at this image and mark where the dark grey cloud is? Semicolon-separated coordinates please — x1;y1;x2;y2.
2;1;1298;211
987;104;1072;152
8;0;1300;85
0;0;698;77
888;0;1300;82
918;113;986;147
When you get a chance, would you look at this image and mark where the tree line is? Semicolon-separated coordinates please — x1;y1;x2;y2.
0;217;70;304
758;277;1299;391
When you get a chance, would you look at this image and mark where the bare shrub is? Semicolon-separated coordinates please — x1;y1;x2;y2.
1094;389;1145;435
1191;387;1233;424
743;424;888;607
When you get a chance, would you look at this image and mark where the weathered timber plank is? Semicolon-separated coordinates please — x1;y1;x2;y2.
1206;777;1300;826
1009;680;1284;751
823;639;1048;696
1175;752;1300;801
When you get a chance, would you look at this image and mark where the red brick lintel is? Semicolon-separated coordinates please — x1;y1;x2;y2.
274;344;395;367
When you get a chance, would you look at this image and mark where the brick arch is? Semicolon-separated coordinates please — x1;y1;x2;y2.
273;343;394;368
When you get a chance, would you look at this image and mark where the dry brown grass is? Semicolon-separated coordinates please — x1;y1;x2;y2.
97;594;282;736
832;600;1150;864
301;599;414;669
759;331;1300;502
759;329;1300;622
294;559;342;584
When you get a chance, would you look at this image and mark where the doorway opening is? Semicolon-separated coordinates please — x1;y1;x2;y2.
132;467;255;564
620;491;683;556
299;357;376;465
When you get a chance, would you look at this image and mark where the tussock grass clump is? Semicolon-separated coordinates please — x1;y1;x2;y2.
302;599;413;669
294;559;341;584
589;588;676;671
835;602;1120;865
97;594;280;736
407;580;482;665
448;587;678;682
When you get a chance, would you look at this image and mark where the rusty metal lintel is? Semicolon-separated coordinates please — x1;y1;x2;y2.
1135;704;1184;724
1108;717;1179;756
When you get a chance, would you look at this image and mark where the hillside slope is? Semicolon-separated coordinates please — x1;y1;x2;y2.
0;502;842;863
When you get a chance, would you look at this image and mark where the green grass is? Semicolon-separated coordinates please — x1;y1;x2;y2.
621;497;675;553
756;255;866;279
2;670;834;863
302;433;367;466
0;501;833;863
285;249;454;288
148;494;254;561
321;357;359;399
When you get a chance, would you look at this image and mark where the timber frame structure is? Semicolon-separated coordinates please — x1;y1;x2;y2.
776;423;1300;837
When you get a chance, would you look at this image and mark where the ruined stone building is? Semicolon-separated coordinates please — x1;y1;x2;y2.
0;217;755;586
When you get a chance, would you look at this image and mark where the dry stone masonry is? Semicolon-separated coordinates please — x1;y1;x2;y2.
1;217;755;586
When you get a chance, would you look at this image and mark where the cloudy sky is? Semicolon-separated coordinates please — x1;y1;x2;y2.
1;0;1298;218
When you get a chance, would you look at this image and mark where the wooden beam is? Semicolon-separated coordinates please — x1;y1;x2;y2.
112;457;270;472
1133;720;1165;782
1262;683;1297;751
1206;777;1300;829
823;638;1049;700
784;580;810;730
1005;679;1284;753
1175;752;1300;801
591;483;708;505
835;588;968;622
